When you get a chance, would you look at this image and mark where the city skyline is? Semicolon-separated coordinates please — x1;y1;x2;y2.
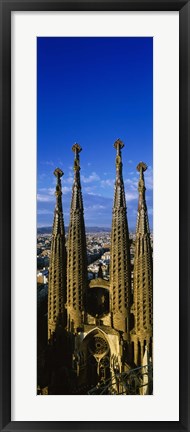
37;37;153;229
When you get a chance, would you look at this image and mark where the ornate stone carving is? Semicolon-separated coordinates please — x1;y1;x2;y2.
132;162;153;366
67;144;88;332
110;140;131;338
48;168;67;340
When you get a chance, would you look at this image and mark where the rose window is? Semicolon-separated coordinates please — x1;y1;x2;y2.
88;336;109;356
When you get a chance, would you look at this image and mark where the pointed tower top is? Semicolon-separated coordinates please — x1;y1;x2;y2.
51;167;65;236
136;161;150;233
137;162;147;191
114;139;124;155
72;143;82;155
53;168;63;198
137;162;147;174
72;143;82;172
54;167;64;179
114;139;124;179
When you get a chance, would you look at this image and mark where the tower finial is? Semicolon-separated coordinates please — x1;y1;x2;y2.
54;167;64;178
54;168;64;198
137;162;147;193
137;161;147;181
136;161;147;172
72;143;82;172
54;168;63;197
54;167;63;183
114;139;124;176
72;143;82;156
114;138;124;155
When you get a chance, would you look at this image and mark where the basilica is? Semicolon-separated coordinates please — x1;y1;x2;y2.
41;139;153;395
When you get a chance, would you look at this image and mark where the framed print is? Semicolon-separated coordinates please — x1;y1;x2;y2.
0;0;189;431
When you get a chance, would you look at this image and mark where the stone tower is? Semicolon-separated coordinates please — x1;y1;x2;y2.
110;139;131;339
67;143;88;333
131;162;153;366
48;168;67;341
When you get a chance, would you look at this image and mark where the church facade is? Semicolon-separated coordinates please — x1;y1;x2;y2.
44;139;153;395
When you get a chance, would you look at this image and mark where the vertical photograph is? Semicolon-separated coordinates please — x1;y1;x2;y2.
37;37;153;395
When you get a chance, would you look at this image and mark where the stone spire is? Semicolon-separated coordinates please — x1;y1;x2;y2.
67;143;88;333
48;168;67;340
110;139;131;339
132;162;153;366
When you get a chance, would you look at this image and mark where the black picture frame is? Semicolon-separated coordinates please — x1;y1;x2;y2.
0;0;189;431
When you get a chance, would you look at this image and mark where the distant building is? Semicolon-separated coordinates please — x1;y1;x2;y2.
101;251;110;261
37;269;48;284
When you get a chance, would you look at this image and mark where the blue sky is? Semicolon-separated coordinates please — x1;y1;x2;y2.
37;37;153;230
